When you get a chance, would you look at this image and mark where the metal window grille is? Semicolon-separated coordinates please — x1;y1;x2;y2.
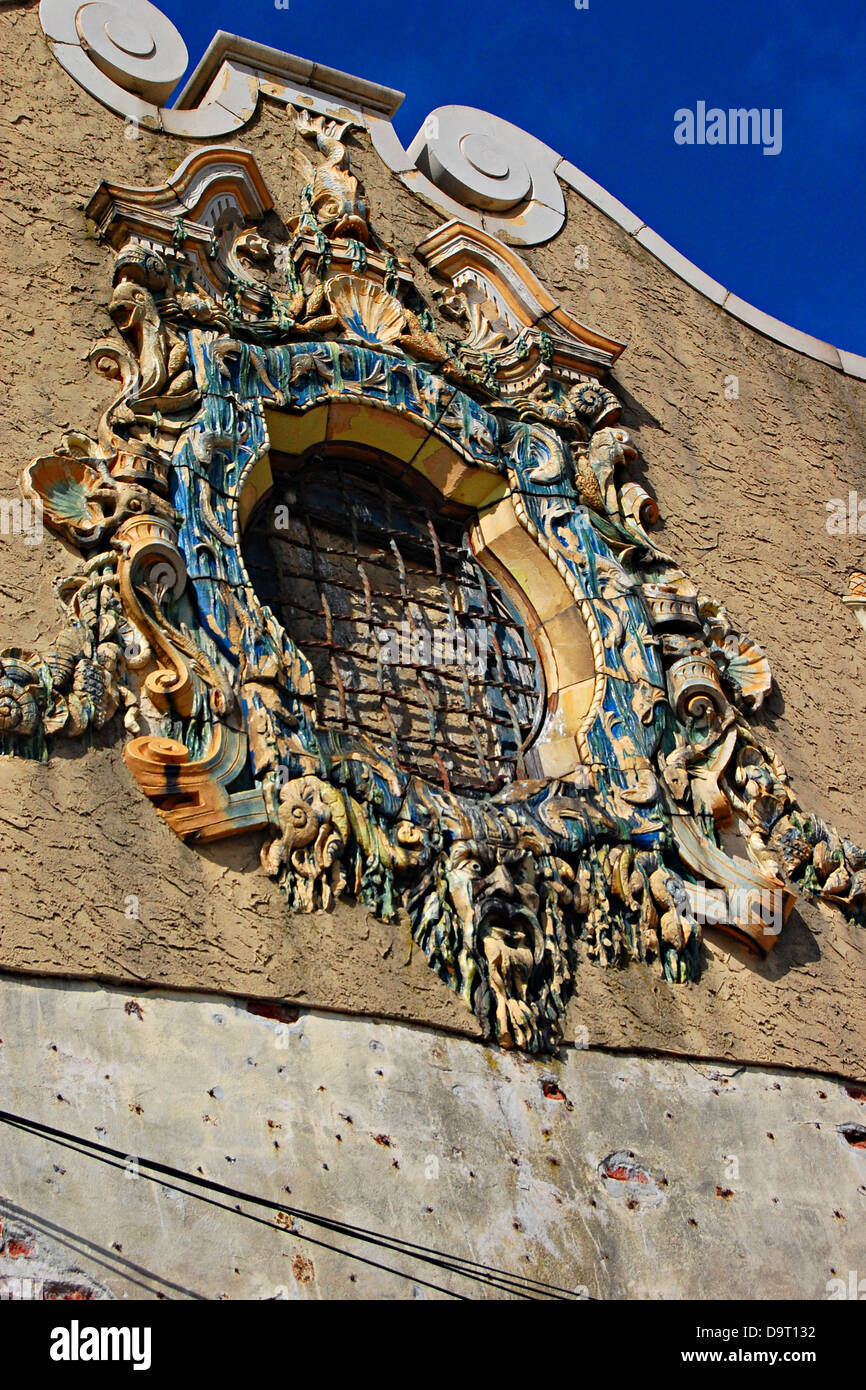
243;457;544;796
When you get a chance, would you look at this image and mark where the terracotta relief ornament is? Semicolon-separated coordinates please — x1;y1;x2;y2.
3;114;863;1052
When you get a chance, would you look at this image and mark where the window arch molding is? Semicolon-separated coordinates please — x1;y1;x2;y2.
233;403;601;785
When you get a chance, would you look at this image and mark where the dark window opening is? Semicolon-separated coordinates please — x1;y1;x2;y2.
242;455;544;796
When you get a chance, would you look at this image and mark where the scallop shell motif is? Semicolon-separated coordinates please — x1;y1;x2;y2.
326;274;406;347
23;456;106;544
724;638;773;710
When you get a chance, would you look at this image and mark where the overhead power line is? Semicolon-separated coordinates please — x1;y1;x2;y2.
0;1108;585;1301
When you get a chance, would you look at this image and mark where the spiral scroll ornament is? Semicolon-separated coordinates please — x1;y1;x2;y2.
41;1;187;104
407;105;566;244
39;0;258;135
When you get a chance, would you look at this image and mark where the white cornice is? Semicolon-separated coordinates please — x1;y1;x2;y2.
174;31;404;117
555;159;866;379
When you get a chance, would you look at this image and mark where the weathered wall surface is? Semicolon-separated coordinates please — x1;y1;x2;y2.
0;3;865;1086
2;738;865;1079
1;973;865;1301
522;193;866;851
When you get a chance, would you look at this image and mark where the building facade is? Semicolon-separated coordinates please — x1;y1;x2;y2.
0;0;864;1300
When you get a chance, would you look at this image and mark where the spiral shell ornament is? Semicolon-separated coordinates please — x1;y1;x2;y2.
39;0;243;134
0;660;41;737
407;106;566;245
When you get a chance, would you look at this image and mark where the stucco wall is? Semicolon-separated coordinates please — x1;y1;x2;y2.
521;192;866;846
0;3;864;1087
1;972;865;1301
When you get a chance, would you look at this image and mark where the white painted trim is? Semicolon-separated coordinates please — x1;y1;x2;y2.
175;31;405;117
555;158;865;377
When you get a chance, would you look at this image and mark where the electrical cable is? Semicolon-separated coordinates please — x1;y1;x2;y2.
0;1108;584;1301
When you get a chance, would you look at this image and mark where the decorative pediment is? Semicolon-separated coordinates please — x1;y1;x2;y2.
418;220;624;372
416;221;625;431
86;146;274;299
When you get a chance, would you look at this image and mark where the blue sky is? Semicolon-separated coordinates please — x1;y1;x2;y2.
160;0;865;354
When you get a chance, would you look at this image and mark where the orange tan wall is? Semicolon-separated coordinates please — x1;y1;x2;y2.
0;3;865;1081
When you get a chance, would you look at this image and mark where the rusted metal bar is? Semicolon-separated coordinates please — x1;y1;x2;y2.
256;462;543;796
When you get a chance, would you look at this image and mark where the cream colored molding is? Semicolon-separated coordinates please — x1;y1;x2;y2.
39;1;404;135
843;573;866;635
39;2;866;375
175;30;404;118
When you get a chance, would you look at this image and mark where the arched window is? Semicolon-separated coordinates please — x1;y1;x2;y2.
242;451;544;796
